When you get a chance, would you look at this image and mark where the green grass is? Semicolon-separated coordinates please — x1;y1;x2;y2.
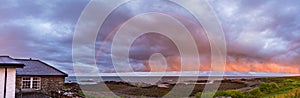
263;87;293;97
196;90;245;98
195;76;300;98
261;77;300;98
68;76;300;97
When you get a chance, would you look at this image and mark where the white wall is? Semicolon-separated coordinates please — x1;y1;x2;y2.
0;68;4;98
0;68;16;98
6;68;16;98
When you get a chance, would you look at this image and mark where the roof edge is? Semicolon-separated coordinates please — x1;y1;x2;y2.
16;74;68;77
0;63;25;68
35;60;68;77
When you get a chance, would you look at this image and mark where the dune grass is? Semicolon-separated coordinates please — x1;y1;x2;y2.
195;76;300;98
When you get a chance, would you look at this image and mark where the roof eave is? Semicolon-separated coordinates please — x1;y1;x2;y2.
16;74;68;77
0;63;25;68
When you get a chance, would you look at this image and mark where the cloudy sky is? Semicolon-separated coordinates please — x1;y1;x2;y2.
0;0;299;75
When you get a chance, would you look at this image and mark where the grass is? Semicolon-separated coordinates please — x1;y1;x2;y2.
195;76;300;98
76;80;246;97
260;77;300;98
263;87;293;97
67;76;300;97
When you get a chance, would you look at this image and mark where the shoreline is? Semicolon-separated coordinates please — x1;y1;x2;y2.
66;75;292;85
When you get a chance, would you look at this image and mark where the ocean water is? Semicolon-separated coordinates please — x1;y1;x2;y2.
65;76;256;85
66;76;189;84
65;72;293;84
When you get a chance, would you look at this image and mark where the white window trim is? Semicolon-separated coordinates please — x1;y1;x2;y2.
22;77;41;90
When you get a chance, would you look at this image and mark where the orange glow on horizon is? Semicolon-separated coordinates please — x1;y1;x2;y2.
144;57;299;74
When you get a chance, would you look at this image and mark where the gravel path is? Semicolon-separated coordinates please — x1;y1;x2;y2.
238;80;261;92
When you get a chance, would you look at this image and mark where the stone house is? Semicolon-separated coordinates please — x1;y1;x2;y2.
0;56;68;97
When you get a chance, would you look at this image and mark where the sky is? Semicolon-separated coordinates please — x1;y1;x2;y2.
0;0;300;75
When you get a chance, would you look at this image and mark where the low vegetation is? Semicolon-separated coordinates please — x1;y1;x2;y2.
195;76;300;98
76;80;246;97
66;76;300;97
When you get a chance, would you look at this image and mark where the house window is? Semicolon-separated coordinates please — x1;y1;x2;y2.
22;77;41;90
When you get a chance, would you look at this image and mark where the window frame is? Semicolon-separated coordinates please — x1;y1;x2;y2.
22;77;41;90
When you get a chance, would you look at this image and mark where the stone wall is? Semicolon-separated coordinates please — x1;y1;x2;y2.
16;76;65;94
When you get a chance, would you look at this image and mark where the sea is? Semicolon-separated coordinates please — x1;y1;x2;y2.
67;76;191;84
65;71;293;85
65;76;265;85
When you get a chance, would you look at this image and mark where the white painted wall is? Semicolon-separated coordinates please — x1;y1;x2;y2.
0;68;16;98
6;68;16;98
0;68;4;98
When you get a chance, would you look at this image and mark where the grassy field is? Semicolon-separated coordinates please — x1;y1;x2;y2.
195;76;300;98
77;80;247;97
69;76;300;98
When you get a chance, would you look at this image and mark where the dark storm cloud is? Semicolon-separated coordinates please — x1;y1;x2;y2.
211;0;300;72
102;0;300;73
1;0;299;74
0;0;89;75
93;0;213;73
